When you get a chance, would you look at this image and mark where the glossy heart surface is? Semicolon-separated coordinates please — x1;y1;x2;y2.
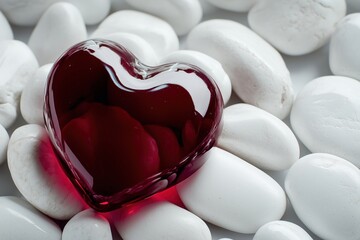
44;40;223;211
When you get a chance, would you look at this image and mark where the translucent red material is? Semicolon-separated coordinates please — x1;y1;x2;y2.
44;39;223;211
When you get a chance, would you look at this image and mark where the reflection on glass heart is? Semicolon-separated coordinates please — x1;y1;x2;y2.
44;39;223;211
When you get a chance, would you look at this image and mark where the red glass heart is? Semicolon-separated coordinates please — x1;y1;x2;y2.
44;39;223;212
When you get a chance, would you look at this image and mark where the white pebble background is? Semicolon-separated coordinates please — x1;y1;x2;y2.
1;0;356;239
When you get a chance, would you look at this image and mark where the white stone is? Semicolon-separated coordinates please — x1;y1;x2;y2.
187;19;293;119
0;0;110;26
161;50;232;104
253;221;313;240
114;200;211;240
103;33;159;66
206;0;258;12
125;0;202;35
0;196;62;240
7;124;85;220
330;13;360;81
285;153;360;240
248;0;346;56
217;104;299;171
177;147;286;234
0;11;13;40
291;76;360;167
0;40;39;128
62;209;112;240
70;0;111;25
347;0;360;13
92;10;179;59
198;0;217;14
0;123;9;165
28;2;87;65
21;64;52;125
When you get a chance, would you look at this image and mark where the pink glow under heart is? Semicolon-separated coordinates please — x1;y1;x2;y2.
44;39;223;211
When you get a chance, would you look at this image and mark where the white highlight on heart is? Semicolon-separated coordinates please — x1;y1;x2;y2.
88;41;211;117
161;50;232;104
102;33;159;66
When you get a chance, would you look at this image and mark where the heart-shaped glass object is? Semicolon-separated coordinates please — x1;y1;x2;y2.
44;39;223;211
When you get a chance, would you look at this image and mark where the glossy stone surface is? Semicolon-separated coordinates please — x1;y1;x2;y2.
0;196;62;240
44;39;222;211
177;147;286;234
8;124;85;220
114;200;211;240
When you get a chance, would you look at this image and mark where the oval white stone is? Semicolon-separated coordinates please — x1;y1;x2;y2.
206;0;258;12
28;2;87;65
21;64;52;125
187;19;293;119
291;76;360;167
0;40;39;128
0;124;9;165
0;0;110;26
177;147;286;233
248;0;346;55
0;11;13;40
330;13;360;81
285;153;360;240
7;124;85;220
103;33;159;66
161;50;232;104
0;196;61;240
125;0;202;36
114;200;211;240
253;221;313;240
92;10;179;59
217;104;299;171
62;209;112;240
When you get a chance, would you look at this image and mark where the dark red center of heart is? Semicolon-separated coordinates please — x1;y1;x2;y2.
44;40;223;211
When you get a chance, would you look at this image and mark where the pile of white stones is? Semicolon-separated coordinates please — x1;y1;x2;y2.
1;0;360;239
